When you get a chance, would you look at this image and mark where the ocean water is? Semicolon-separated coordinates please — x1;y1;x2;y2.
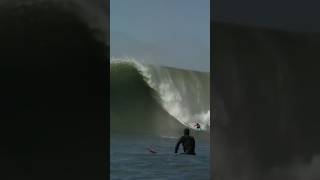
110;134;210;180
110;59;210;179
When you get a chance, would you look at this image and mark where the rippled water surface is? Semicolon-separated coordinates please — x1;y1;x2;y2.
110;135;210;180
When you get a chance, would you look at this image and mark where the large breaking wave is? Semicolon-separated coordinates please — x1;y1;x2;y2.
110;58;210;137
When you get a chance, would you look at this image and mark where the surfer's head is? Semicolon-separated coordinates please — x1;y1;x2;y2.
184;128;190;135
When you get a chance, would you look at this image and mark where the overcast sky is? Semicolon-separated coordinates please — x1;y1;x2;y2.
111;0;210;72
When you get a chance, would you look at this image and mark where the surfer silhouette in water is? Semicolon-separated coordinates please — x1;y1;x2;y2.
175;128;196;155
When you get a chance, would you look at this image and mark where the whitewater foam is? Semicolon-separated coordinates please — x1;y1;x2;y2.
111;57;210;131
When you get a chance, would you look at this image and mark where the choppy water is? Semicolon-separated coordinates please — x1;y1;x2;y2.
110;135;210;180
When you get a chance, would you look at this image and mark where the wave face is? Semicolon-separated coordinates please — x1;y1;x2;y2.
110;58;210;137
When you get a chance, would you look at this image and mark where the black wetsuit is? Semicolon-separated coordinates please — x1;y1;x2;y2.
175;135;196;155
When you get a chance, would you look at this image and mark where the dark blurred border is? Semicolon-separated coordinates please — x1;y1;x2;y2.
0;0;109;179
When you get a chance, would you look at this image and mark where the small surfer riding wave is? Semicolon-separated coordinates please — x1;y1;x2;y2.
192;121;201;130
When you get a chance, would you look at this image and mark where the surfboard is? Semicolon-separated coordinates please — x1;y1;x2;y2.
147;147;157;154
